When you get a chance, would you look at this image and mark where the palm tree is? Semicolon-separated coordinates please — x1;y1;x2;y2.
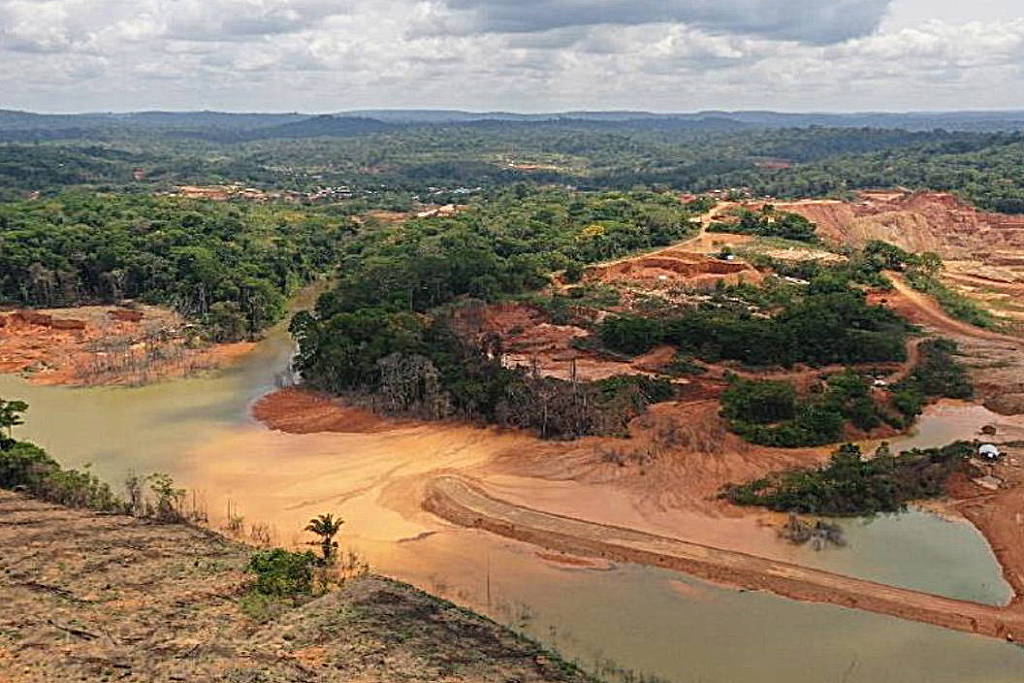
305;513;344;563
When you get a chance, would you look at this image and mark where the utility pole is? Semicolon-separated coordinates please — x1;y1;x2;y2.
485;549;492;613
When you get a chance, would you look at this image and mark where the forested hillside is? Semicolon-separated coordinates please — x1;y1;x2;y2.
291;188;693;438
2;119;1023;213
0;194;355;339
696;133;1024;213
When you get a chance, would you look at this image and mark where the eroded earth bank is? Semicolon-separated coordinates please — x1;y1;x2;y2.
250;190;1024;645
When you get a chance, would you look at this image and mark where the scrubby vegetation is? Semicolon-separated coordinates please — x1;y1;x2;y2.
722;441;976;516
292;306;673;439
721;371;885;448
858;239;997;329
247;548;318;597
0;193;354;340
718;337;973;447
709;205;818;242
906;271;998;329
600;286;908;368
889;339;974;421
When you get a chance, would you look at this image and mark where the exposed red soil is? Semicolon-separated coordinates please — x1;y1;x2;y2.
777;191;1024;258
584;248;763;290
870;274;1024;415
253;387;412;434
451;301;685;382
955;479;1024;606
247;194;1024;644
252;388;819;518
534;551;614;570
0;305;256;386
252;384;1024;642
883;274;1019;344
777;190;1024;327
485;399;829;516
781;190;1024;415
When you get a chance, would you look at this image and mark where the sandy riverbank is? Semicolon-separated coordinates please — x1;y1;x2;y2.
251;384;1024;642
423;476;1024;641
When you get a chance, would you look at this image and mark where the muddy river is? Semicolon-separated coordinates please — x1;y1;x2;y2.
3;324;1024;682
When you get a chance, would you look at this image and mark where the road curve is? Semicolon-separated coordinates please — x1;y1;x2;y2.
887;273;1021;345
424;476;1024;641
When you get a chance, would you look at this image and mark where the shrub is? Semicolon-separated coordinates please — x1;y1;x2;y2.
722;441;975;516
563;260;585;283
709;207;818;242
0;440;57;489
721;378;796;424
246;548;318;597
723;370;886;448
599;315;664;356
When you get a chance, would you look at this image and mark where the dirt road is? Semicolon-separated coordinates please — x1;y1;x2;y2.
586;202;735;271
424;476;1024;641
887;273;1021;344
695;336;923;388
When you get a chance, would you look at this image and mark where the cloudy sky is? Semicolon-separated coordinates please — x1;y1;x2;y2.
0;0;1022;113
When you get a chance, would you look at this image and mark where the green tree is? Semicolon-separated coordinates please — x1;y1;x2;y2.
0;399;28;442
721;379;796;424
247;548;317;596
305;513;344;563
599;315;664;356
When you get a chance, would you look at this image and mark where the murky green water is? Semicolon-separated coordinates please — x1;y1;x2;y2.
2;327;1024;682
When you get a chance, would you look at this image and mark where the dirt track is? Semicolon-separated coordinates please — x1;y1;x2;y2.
887;273;1021;344
424;476;1024;641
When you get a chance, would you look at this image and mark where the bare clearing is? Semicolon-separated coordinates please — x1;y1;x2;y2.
0;305;253;386
779;190;1024;329
0;491;592;683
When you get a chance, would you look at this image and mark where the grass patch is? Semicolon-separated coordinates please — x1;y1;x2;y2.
888;338;973;423
906;271;999;329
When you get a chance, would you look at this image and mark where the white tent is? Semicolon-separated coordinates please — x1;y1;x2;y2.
979;444;1002;460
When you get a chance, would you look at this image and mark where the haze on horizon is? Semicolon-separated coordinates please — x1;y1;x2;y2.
0;0;1022;114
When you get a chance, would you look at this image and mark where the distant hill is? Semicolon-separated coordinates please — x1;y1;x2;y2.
0;109;311;142
111;111;309;130
234;114;396;140
2;108;1024;142
341;109;1024;131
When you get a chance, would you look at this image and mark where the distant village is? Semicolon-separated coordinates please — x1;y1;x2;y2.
168;182;482;205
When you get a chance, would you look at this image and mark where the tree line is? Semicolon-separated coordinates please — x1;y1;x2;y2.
0;193;355;340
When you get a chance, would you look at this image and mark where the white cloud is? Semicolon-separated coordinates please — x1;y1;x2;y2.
0;0;1021;112
430;0;893;45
